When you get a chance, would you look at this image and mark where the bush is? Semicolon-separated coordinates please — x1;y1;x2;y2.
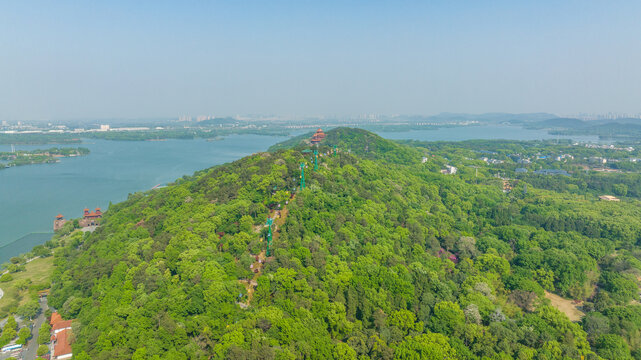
0;273;12;282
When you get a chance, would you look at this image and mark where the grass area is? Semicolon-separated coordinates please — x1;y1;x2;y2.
0;257;53;319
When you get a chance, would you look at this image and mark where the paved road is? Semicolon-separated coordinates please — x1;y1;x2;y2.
21;297;48;360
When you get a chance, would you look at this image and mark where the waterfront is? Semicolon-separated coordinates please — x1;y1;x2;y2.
0;134;287;263
0;125;600;263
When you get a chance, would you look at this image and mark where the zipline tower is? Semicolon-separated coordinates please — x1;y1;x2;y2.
314;149;318;171
265;218;274;256
300;162;306;190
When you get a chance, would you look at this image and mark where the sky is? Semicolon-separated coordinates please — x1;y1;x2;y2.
1;0;640;121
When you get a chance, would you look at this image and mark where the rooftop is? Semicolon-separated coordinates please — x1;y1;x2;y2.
599;195;620;202
53;328;73;357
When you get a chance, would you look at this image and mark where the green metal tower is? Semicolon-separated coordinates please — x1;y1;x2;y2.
265;217;274;256
300;162;305;190
333;145;337;157
314;149;318;171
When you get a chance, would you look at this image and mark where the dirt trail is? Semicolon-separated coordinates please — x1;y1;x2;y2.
238;250;266;308
238;199;293;308
545;291;585;322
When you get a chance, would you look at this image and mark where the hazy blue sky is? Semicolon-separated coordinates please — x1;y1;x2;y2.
1;1;640;121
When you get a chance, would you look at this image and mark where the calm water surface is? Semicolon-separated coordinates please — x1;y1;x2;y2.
0;135;287;262
376;125;600;142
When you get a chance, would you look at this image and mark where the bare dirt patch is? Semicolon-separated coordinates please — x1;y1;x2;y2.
545;291;585;322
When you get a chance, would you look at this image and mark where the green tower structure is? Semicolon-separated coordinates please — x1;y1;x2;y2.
333;145;337;157
300;162;305;190
314;149;318;171
265;217;274;256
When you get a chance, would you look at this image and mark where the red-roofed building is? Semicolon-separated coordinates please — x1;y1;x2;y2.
52;328;73;359
50;313;74;359
79;207;102;227
53;214;67;231
310;128;326;144
83;208;102;219
50;312;63;326
52;320;72;334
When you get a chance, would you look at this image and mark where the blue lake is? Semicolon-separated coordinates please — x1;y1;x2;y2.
0;134;287;263
376;124;600;142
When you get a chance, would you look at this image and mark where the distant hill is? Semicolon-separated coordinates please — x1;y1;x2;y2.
551;121;641;139
528;118;588;129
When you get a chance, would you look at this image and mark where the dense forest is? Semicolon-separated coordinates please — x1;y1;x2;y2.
38;128;641;359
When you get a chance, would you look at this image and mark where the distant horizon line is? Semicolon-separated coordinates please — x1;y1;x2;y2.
6;111;641;124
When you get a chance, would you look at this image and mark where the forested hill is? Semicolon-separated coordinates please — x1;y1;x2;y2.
269;127;421;164
48;128;641;359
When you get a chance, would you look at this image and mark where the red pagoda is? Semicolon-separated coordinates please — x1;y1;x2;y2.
310;128;326;144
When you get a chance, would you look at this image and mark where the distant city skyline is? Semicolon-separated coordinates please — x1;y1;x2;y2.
1;1;641;122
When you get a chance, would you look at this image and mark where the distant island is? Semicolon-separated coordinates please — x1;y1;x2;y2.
0;147;89;169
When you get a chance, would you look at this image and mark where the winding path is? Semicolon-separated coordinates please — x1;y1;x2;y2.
238;199;293;308
21;297;49;360
0;287;3;300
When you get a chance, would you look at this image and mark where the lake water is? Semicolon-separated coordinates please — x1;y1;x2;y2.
376;124;600;142
0;125;601;263
0;134;287;263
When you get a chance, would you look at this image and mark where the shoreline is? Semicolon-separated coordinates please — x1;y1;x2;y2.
0;232;53;264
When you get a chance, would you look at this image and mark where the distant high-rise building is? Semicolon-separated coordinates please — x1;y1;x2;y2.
196;115;214;122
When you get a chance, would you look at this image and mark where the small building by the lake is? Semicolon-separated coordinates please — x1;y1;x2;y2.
599;195;620;202
79;208;102;227
53;214;67;231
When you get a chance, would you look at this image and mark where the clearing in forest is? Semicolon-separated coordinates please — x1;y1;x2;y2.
545;290;585;322
238;198;293;308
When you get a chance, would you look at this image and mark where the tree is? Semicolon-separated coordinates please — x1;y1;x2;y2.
595;334;632;360
395;332;459;359
388;310;421;335
38;322;51;344
333;342;357;360
37;344;49;356
429;301;465;336
16;327;31;345
17;301;40;320
14;278;32;291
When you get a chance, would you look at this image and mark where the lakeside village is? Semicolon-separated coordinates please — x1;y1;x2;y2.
0;208;101;359
53;208;102;232
1;308;76;360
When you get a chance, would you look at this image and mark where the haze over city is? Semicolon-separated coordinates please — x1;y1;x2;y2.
2;0;641;121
